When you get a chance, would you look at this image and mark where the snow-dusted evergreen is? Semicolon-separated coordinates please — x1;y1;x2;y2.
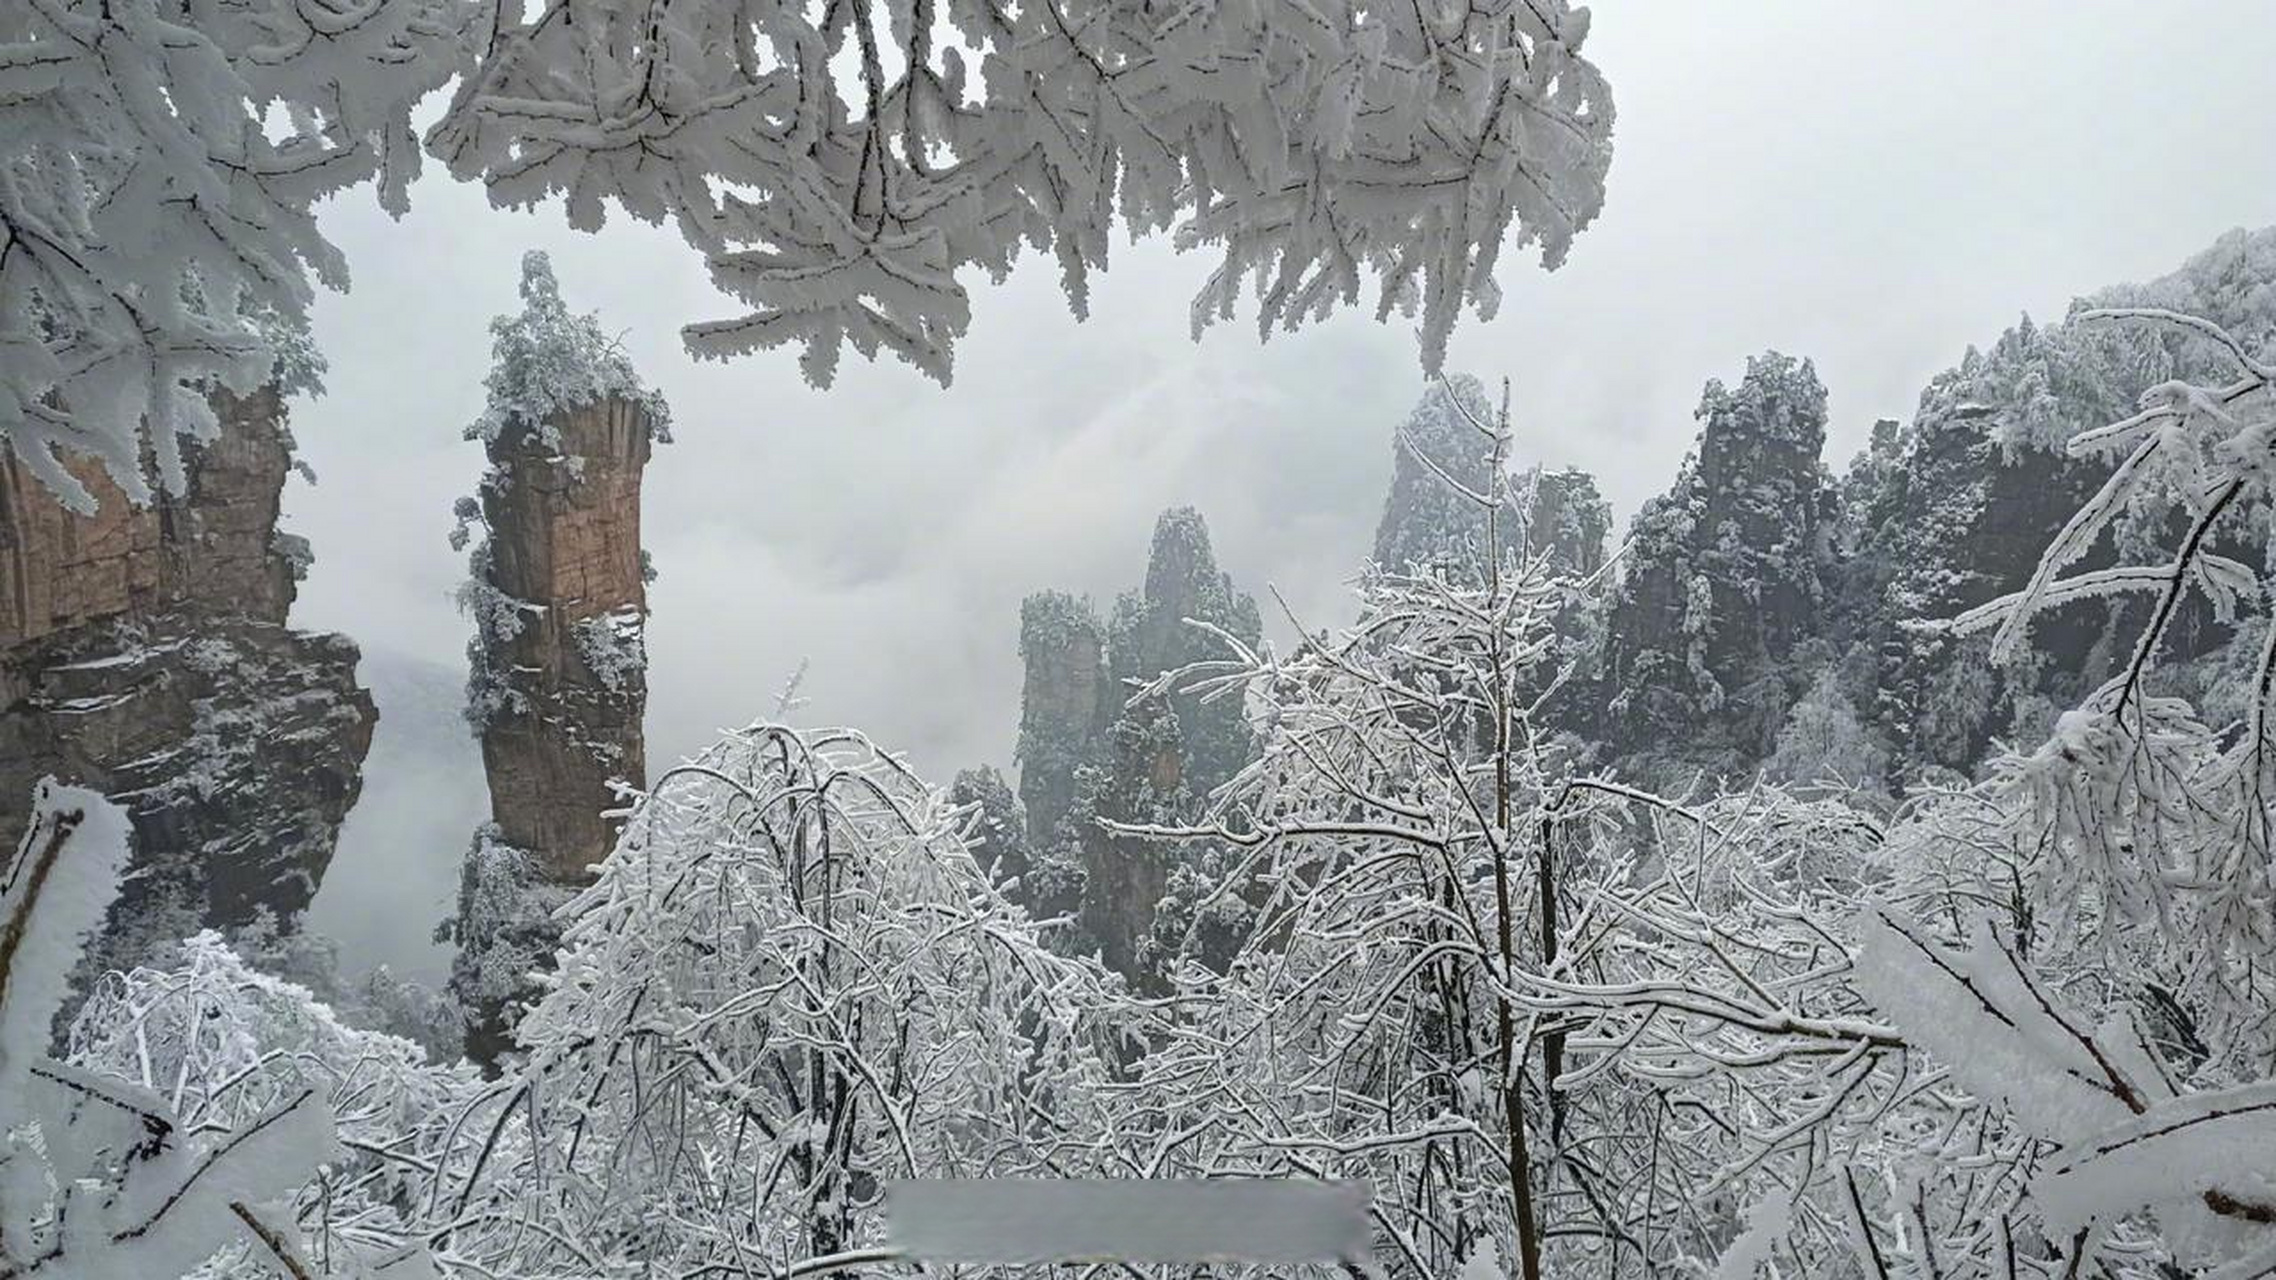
571;608;647;694
466;253;673;450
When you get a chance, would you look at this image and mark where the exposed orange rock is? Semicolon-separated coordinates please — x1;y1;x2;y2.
475;396;652;883
0;388;299;650
452;392;656;1068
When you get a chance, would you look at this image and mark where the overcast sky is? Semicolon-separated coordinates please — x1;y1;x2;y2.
293;1;2276;974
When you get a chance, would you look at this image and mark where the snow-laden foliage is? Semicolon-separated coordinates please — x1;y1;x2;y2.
442;825;567;1056
466;253;672;450
1104;379;1598;1278
447;724;1121;1274
570;606;646;693
451;562;537;732
0;0;459;512
43;726;1129;1279
1764;666;1890;795
431;0;1613;389
213;908;465;1062
67;933;484;1277
1521;307;2276;1277
1;781;364;1279
5;0;1613;509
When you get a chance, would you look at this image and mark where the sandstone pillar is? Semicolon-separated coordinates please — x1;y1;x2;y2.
448;251;666;1066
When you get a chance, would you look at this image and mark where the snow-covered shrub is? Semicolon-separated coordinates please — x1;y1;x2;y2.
68;933;484;1276
456;724;1121;1275
465;253;672;451
1;781;367;1278
212;909;466;1062
272;531;315;583
570;607;646;694
1765;666;1891;795
454;571;537;731
442;825;568;1055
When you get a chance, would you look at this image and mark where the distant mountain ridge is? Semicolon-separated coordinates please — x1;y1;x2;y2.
960;225;2276;983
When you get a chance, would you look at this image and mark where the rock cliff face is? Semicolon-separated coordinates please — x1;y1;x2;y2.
1373;374;1503;579
472;398;652;882
1562;228;2276;791
1598;353;1841;774
1519;466;1612;581
0;386;375;977
453;395;656;1064
1015;590;1112;858
1372;377;1611;594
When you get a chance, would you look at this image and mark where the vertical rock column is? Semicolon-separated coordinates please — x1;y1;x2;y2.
472;398;652;882
450;252;668;1066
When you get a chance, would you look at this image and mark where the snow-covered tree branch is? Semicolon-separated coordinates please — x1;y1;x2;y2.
0;0;460;510
2;781;369;1279
3;0;1612;508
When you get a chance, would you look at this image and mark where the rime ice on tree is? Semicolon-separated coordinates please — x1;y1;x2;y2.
447;252;668;1066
